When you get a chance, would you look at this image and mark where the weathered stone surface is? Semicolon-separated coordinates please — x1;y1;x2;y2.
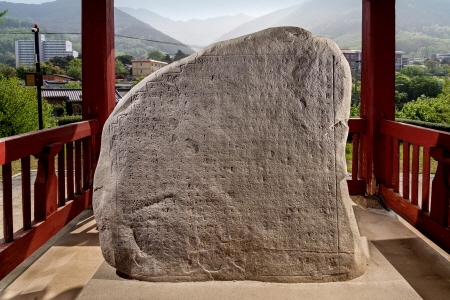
93;27;367;283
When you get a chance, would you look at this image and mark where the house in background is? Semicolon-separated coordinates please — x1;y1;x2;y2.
431;53;450;63
43;74;76;82
341;49;360;69
131;59;168;79
395;51;405;71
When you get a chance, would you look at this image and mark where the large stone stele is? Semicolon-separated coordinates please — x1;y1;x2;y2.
94;27;367;283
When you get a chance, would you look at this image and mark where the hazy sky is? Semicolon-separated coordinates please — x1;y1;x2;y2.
3;0;305;20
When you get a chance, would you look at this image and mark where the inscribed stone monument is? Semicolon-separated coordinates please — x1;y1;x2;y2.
93;27;367;282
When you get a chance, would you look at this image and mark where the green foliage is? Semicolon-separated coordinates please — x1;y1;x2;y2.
40;61;63;75
61;81;82;89
397;79;450;124
147;50;165;61
396;72;442;103
350;104;360;117
409;75;442;100
0;75;54;138
395;118;450;133
66;58;82;79
173;50;189;62
400;65;426;77
116;55;133;65
132;76;146;87
115;59;129;75
57;115;82;126
16;66;35;80
163;54;172;64
0;9;7;23
47;56;74;70
425;59;438;73
0;62;16;77
412;61;423;66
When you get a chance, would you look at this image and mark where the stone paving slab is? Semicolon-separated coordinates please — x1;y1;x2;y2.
76;204;450;300
76;240;421;300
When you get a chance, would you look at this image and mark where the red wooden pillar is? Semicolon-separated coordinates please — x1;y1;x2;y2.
360;0;396;195
81;0;115;139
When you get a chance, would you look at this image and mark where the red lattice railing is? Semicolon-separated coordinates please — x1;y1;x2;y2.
380;120;450;252
0;120;99;280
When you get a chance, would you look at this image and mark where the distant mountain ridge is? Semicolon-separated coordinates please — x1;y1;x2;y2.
118;7;254;48
0;0;194;56
216;0;450;57
214;4;304;42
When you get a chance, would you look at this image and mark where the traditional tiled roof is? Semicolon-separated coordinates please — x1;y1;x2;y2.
130;59;168;65
53;74;77;80
42;88;122;103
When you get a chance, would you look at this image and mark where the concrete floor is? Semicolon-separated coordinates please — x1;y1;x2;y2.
0;204;449;300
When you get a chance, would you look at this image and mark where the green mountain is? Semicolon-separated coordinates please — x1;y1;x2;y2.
0;0;194;62
217;0;450;57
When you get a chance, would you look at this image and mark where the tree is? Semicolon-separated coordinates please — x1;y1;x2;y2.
0;75;54;138
412;61;423;66
163;54;172;64
66;58;82;79
173;50;189;62
408;75;442;100
400;65;426;77
0;9;7;23
40;62;63;75
147;50;166;61
0;63;16;77
115;59;129;75
397;79;450;124
425;59;438;73
48;56;74;70
116;54;133;65
16;66;36;80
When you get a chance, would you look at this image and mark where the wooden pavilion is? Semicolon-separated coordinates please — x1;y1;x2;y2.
1;0;449;280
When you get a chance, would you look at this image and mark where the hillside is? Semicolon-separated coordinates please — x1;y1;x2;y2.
217;0;450;57
215;4;303;42
118;7;254;48
0;0;194;58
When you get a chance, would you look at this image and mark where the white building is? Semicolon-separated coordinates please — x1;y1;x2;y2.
15;34;78;68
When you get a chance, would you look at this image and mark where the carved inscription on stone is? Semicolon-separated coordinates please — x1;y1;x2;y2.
94;27;367;282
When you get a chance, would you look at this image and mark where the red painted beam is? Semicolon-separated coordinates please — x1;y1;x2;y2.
81;0;116;130
381;120;450;149
360;0;396;194
0;120;99;165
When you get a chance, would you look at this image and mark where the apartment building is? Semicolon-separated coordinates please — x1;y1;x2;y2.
15;34;78;67
341;49;405;71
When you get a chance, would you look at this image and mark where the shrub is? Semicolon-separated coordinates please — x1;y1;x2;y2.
57;115;82;126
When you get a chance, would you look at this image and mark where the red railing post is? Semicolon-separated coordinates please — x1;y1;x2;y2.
34;143;62;221
2;162;13;243
429;147;450;226
360;0;396;195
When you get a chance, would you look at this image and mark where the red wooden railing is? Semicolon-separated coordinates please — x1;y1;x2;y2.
0;120;99;280
380;120;450;251
347;118;367;195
